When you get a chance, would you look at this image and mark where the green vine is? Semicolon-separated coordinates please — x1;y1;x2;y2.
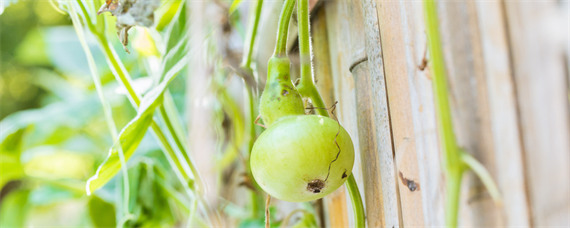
423;0;501;226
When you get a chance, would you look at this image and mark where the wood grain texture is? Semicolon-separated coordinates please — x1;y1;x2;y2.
473;1;531;226
373;1;427;226
346;0;387;226
504;1;570;226
359;0;401;227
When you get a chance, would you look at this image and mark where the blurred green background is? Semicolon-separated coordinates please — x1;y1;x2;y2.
0;1;190;227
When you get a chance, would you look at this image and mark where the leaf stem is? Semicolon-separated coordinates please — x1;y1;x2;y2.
460;152;502;204
68;0;131;217
240;0;264;71
240;0;265;219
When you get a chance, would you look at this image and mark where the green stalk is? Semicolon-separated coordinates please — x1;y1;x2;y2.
423;1;464;226
97;31;204;191
68;2;132;218
346;175;366;228
240;0;265;218
424;0;500;226
295;0;365;226
273;0;296;57
240;0;264;71
295;0;325;115
424;0;461;175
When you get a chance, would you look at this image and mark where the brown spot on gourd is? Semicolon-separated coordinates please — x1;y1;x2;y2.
306;179;325;193
282;89;289;96
341;170;347;179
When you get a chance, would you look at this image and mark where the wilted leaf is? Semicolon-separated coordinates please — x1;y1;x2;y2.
97;0;161;52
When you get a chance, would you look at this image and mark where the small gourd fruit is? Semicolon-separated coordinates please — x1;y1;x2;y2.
251;115;355;202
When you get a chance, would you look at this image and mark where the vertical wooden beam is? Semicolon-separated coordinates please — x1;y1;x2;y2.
473;1;531;226
402;2;448;225
347;0;387;226
504;1;570;226
359;0;401;227
373;0;427;226
320;0;365;226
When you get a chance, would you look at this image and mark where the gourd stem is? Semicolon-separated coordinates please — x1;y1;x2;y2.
274;0;296;57
296;0;326;115
240;0;265;218
346;175;366;228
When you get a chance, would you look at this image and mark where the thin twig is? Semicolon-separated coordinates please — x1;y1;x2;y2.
265;194;271;228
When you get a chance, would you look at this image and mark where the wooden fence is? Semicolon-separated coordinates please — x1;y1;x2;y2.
252;0;569;226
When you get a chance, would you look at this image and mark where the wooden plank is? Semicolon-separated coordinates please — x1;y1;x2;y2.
504;1;570;226
345;0;387;226
401;2;448;225
359;0;401;227
373;1;427;226
472;1;531;226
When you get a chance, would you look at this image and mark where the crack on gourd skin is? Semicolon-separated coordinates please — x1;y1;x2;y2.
324;104;341;182
307;179;325;193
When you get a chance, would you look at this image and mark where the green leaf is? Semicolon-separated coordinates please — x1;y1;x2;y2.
118;160;176;227
0;190;31;227
0;127;27;189
228;0;243;15
0;95;104;148
85;44;189;195
0;0;19;15
88;196;116;228
155;0;182;31
160;1;189;82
